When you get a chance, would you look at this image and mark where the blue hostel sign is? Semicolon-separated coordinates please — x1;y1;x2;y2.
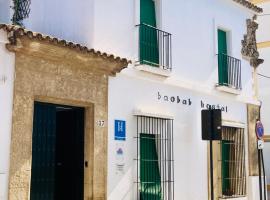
115;120;126;140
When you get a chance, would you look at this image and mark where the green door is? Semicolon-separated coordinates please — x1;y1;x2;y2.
30;103;56;199
140;133;162;200
140;0;159;66
30;102;85;200
218;29;228;85
222;140;231;195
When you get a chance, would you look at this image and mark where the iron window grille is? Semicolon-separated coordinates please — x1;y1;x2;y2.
217;53;242;90
135;115;174;200
136;23;172;71
219;127;246;198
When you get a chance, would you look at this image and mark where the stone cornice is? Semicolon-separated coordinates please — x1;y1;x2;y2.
233;0;263;13
0;24;131;76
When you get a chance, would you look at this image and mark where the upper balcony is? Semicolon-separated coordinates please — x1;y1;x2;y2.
216;53;242;92
136;23;172;73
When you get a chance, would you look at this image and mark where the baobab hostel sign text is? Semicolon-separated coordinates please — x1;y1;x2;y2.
157;91;228;112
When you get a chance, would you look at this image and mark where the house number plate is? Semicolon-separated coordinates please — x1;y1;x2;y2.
97;120;105;127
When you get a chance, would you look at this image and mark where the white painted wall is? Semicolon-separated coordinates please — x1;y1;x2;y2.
256;2;270;134
256;3;270;43
256;4;270;197
0;0;260;199
23;0;95;47
257;2;270;138
93;0;254;103
258;47;270;134
263;143;270;184
0;30;15;200
1;0;255;102
243;2;270;200
108;74;248;200
105;1;256;199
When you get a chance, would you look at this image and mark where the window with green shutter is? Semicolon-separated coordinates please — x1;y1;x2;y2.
216;29;242;90
136;116;174;200
220;127;246;197
140;0;159;66
140;133;162;199
218;29;229;86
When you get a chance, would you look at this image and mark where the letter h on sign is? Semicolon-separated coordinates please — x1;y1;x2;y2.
115;120;126;141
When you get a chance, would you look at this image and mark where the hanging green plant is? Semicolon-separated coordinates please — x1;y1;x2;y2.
11;0;31;26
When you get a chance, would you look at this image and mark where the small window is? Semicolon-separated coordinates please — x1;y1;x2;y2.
217;29;242;90
135;116;174;199
138;0;172;70
140;0;159;67
218;29;229;86
220;127;246;197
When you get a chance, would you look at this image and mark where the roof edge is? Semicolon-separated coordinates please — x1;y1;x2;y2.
0;24;131;68
232;0;263;13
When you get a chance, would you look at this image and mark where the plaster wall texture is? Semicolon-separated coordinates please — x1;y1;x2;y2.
256;3;270;134
247;176;268;200
263;142;270;183
258;47;270;133
255;5;270;195
23;0;95;47
0;30;15;200
256;2;270;43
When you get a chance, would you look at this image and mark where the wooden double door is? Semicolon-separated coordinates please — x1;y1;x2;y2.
30;102;85;200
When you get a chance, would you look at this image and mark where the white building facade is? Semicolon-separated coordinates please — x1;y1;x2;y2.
0;0;265;199
252;0;270;198
255;0;270;134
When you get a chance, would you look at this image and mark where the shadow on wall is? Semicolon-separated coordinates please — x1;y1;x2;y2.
108;167;134;200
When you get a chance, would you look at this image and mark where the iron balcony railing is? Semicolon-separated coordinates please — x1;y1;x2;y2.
217;53;242;90
137;23;172;71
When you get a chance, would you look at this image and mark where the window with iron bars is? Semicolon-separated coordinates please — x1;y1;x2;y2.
135;115;174;200
219;127;246;198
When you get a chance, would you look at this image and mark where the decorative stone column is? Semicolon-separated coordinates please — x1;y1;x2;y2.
241;15;264;100
242;16;264;199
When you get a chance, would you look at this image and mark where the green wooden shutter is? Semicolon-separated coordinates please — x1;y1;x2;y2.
140;0;159;66
140;0;157;26
222;140;231;195
218;29;228;85
140;133;162;200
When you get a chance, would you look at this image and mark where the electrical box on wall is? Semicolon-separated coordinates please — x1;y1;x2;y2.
201;109;222;140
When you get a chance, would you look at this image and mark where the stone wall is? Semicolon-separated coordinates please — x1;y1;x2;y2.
8;43;113;200
247;104;260;176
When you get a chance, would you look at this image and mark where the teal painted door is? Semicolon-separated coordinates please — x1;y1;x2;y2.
218;29;228;85
30;102;84;200
140;0;159;66
30;103;56;199
140;133;162;200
